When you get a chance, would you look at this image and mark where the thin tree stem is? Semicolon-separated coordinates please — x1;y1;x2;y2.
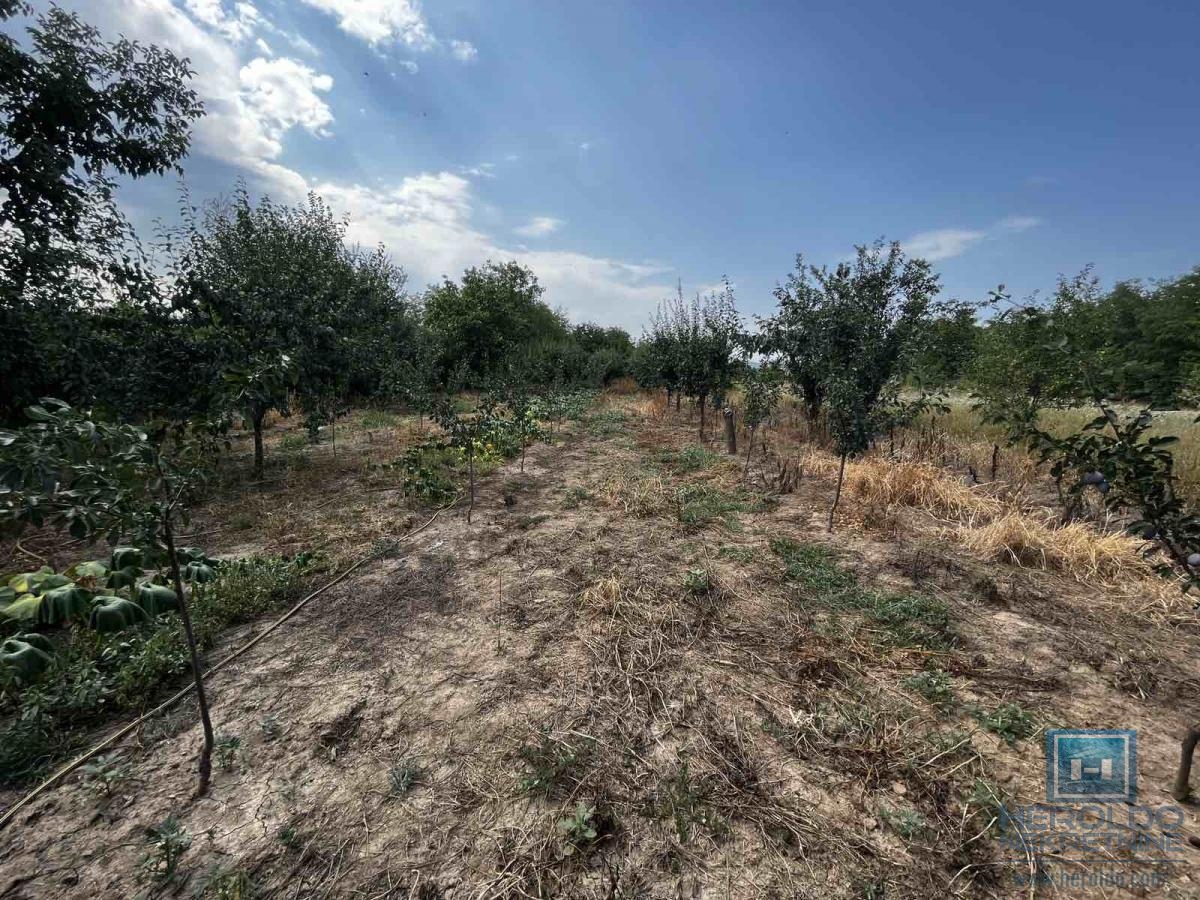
162;511;214;797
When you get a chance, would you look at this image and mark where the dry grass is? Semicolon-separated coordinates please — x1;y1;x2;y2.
595;466;670;517
921;397;1200;500
958;512;1154;582
846;458;1004;524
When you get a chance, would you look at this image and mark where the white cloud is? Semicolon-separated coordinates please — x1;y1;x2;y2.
316;174;672;331
449;39;477;62
901;228;987;262
183;0;261;41
239;57;334;140
69;0;672;332
83;0;330;197
514;216;563;238
997;215;1041;232
298;0;475;61
397;60;419;74
459;163;495;178
901;215;1043;262
579;142;592;151
254;36;272;55
297;0;433;47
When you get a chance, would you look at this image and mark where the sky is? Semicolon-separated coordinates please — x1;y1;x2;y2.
23;0;1200;333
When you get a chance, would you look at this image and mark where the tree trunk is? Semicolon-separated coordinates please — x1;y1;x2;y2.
1172;724;1200;802
698;395;706;439
252;410;265;480
675;393;681;412
162;512;215;797
828;452;847;533
723;407;736;454
467;449;476;524
990;443;1000;481
744;426;755;480
520;441;527;474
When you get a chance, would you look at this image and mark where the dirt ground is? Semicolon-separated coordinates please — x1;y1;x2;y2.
1;397;1198;898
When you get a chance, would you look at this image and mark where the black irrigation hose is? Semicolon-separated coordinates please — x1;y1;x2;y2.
0;505;447;834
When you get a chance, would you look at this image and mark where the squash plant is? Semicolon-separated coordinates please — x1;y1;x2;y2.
0;400;223;796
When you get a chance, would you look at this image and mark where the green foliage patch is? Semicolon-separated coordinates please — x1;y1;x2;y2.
0;552;317;784
770;539;955;650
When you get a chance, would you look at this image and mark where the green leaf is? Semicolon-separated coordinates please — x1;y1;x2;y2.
0;635;53;680
181;561;217;584
135;582;179;615
38;583;92;625
110;546;144;569
69;560;110;581
89;596;150;632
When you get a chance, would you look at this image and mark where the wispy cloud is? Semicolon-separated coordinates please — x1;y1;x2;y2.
902;228;987;262
297;0;476;62
449;39;477;62
901;215;1043;262
997;215;1041;232
514;216;563;238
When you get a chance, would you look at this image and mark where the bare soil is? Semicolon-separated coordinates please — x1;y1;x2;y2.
1;399;1198;898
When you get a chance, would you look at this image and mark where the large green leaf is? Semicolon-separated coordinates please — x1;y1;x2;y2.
110;547;144;570
181;560;218;584
106;565;142;590
1;582;92;625
37;583;92;625
7;568;69;594
0;593;42;621
135;582;179;615
89;596;150;632
69;560;110;581
0;635;53;680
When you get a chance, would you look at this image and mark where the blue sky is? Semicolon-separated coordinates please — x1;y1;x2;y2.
46;0;1200;331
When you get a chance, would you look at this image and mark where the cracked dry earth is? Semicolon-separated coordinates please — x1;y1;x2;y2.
1;402;1199;899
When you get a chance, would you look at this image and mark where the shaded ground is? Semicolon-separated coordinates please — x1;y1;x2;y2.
1;398;1198;898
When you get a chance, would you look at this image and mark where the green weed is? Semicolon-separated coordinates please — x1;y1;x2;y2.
517;727;588;797
903;669;956;711
214;734;241;770
716;544;757;564
658;758;727;843
556;801;599;856
140;814;191;884
657;446;718;473
880;805;927;839
682;568;710;594
770;539;954;650
971;702;1037;745
388;758;422;797
78;752;130;797
195;864;257;899
675;484;773;529
563;486;592;509
585;410;627;436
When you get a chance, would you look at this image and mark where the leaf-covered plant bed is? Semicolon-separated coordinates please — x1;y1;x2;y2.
0;545;219;639
0;551;319;784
